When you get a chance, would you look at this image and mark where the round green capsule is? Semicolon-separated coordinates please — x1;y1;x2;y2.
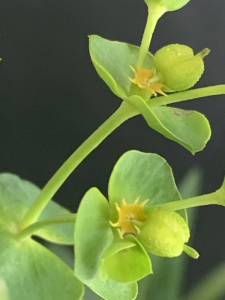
138;207;190;258
153;44;209;91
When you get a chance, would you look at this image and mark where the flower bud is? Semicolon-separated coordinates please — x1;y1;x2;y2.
153;44;210;91
138;207;195;258
145;0;191;12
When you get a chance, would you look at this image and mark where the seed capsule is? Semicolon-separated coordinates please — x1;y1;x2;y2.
137;207;197;258
153;44;210;92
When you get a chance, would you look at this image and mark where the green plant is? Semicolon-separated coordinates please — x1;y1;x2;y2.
1;0;225;299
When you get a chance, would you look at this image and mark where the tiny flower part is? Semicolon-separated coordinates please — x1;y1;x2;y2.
129;65;167;97
110;197;149;238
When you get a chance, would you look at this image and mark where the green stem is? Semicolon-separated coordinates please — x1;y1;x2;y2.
159;187;225;211
149;85;225;106
183;262;225;300
16;214;76;242
137;4;166;68
20;101;137;230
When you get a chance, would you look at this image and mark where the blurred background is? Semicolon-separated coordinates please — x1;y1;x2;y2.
0;0;225;297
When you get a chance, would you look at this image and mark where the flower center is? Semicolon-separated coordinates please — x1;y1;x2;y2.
129;66;167;97
110;197;149;238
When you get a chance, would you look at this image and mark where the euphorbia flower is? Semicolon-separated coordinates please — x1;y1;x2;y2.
89;35;212;155
129;65;167;96
75;150;198;291
111;200;199;259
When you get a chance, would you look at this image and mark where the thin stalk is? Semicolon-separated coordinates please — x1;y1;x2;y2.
158;187;225;211
16;214;76;242
149;85;225;106
137;4;165;68
20;101;137;230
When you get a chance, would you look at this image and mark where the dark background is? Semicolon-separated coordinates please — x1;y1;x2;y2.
0;0;225;294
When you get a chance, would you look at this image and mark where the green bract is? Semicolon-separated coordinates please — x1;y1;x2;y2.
74;187;138;300
0;173;75;244
99;234;152;283
74;150;195;299
154;44;208;91
145;0;191;12
0;174;84;300
89;35;211;154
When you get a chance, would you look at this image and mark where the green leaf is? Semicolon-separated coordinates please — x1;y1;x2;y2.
89;35;153;100
74;188;137;300
100;234;152;283
128;95;211;154
74;187;113;281
151;106;211;154
108;150;186;221
0;173;74;244
145;0;191;12
99;238;136;282
0;224;84;300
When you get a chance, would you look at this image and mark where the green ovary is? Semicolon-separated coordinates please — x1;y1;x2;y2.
138;207;190;257
153;44;207;92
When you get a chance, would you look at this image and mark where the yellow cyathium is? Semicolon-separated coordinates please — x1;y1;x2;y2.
129;66;167;97
110;197;149;238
